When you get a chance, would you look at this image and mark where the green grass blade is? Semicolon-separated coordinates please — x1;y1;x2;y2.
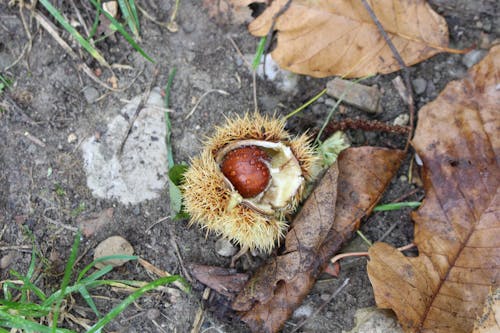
252;36;267;70
0;299;51;317
51;231;81;333
89;0;154;63
79;265;114;284
0;309;73;333
38;0;108;67
87;276;182;333
9;271;47;301
78;286;101;317
128;0;140;34
285;88;327;120
88;5;101;40
77;255;138;282
117;0;139;37
373;201;421;212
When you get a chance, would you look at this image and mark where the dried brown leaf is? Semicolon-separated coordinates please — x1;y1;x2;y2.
233;147;405;332
249;0;452;78
188;263;249;298
367;45;500;333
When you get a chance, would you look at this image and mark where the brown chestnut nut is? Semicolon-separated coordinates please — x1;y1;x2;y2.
220;146;270;198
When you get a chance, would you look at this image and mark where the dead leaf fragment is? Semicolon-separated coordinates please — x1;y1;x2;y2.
189;263;249;298
367;45;500;333
250;0;451;78
77;208;114;237
233;147;404;332
202;0;265;25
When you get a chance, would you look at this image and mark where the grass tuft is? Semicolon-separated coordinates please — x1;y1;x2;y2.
0;231;188;332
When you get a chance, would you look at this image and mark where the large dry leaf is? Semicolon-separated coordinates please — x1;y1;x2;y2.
367;45;500;333
249;0;451;78
233;147;405;332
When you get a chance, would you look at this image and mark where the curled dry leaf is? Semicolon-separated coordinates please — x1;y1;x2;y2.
249;0;453;78
367;45;500;333
233;147;405;333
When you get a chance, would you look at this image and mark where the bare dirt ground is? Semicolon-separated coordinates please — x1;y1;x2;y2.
0;0;498;332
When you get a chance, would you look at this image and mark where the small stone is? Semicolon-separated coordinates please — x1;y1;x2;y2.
462;49;487;68
132;206;141;216
67;133;78;144
146;308;160;321
393;114;409;126
83;87;99;103
326;78;382;113
426;81;437;97
215;238;238;257
324;98;337;107
1;252;15;269
292;304;313;319
412;78;427;95
94;236;134;268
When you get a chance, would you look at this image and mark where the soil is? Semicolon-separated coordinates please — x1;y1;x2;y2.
0;1;498;332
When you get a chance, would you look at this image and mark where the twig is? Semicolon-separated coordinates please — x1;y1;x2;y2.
0;245;32;251
185;89;230;119
252;70;258;112
69;0;90;38
330;243;416;266
117;66;160;156
290;278;350;333
190;288;210;333
227;37;252;70
138;257;190;293
14;130;46;147
169;229;193;283
145;216;169;233
359;0;414;152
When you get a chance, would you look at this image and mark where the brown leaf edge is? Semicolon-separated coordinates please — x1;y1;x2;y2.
233;147;405;333
367;45;500;333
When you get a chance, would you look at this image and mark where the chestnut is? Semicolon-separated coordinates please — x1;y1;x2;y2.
181;113;318;253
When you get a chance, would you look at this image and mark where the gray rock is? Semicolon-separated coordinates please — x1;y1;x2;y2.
412;78;427;95
462;49;487;68
81;87;169;204
83;87;99;104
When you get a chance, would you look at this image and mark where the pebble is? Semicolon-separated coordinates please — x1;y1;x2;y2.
132;206;141;216
83;87;99;103
94;236;134;268
462;49;487;68
215;238;237;257
324;98;337;107
292;304;313;319
0;252;15;269
146;308;160;321
393;114;409;126
425;81;437;97
67;133;78;144
412;78;427;95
